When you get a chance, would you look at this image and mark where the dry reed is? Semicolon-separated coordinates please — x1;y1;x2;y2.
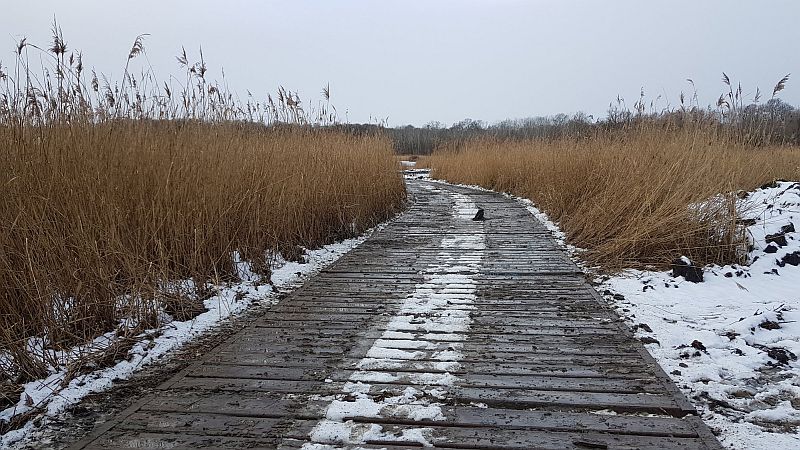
429;123;800;271
0;24;405;390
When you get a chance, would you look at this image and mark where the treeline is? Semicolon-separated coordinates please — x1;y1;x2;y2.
331;115;596;155
335;97;800;155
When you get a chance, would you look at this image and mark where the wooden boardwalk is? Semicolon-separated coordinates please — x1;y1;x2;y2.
70;180;722;449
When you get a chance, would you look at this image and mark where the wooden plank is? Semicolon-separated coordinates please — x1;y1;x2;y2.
168;376;670;405
230;331;634;346
138;391;308;417
109;408;705;445
210;345;646;361
253;322;625;336
67;178;721;450
177;369;663;394
194;359;657;379
188;363;658;381
118;411;287;437
453;387;686;416
83;431;280;449
446;406;700;436
293;421;710;450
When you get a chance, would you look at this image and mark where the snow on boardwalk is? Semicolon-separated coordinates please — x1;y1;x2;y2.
304;189;485;447
67;180;722;449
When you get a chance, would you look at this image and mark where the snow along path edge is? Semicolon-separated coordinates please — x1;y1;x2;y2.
600;181;800;450
302;186;485;448
0;221;391;448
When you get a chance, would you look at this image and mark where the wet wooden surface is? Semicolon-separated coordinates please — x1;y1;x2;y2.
70;179;722;449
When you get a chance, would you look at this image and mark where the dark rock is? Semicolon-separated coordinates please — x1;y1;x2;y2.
671;258;703;283
781;223;796;234
765;347;797;365
571;440;608;449
760;180;781;189
679;362;688;368
670;370;682;376
724;272;733;278
765;233;788;247
472;208;485;221
732;348;744;356
759;320;781;330
639;337;660;345
730;389;754;399
781;251;800;266
737;218;757;226
691;340;707;352
750;343;796;365
698;391;736;411
279;243;306;263
162;293;208;322
612;293;625;301
637;323;653;333
764;244;779;254
66;404;93;418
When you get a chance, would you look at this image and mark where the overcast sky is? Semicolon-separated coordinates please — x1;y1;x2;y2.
3;1;799;126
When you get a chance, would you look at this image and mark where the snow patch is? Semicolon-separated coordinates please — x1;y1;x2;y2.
303;189;485;448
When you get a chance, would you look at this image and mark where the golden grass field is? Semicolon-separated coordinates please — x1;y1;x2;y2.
0;121;405;380
428;123;800;271
0;25;407;384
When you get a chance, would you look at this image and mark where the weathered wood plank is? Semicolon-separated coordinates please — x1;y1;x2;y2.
68;178;721;450
188;363;659;381
83;431;281;449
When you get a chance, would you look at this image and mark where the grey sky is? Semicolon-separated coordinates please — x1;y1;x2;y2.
3;0;799;126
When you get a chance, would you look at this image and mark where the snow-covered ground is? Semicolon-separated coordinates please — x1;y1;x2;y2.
600;181;800;449
0;229;383;448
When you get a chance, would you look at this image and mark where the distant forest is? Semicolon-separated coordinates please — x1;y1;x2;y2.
336;98;800;154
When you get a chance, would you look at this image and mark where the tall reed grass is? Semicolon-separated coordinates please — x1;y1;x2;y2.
0;25;405;393
429;123;800;270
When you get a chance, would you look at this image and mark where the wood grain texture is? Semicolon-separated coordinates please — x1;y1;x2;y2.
69;180;722;450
